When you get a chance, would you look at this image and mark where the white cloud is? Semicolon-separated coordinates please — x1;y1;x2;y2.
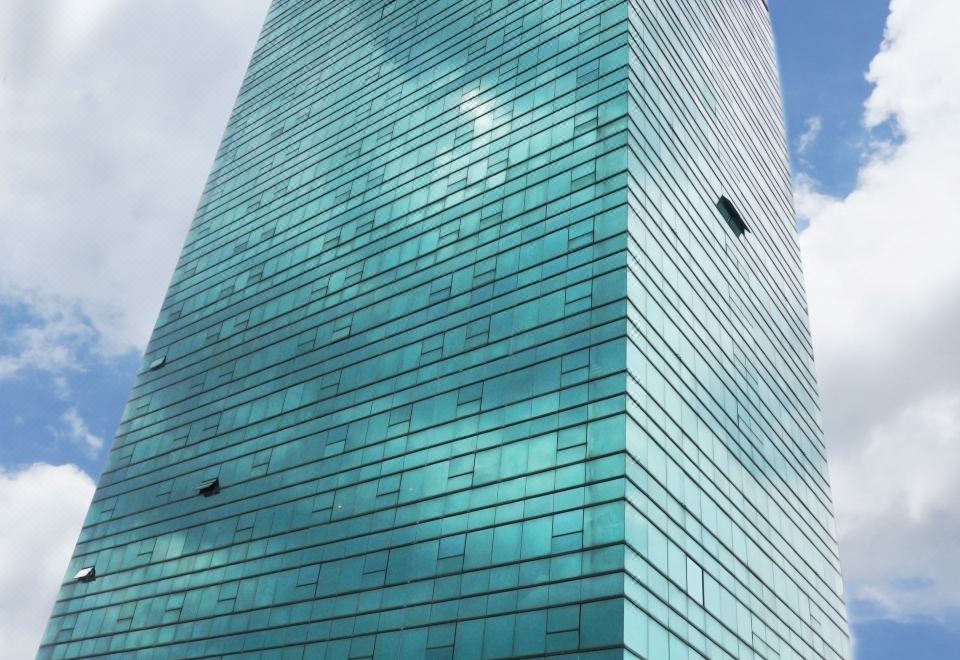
0;1;270;369
52;375;71;400
57;408;104;453
797;0;960;623
0;464;96;658
831;394;960;620
863;0;960;133
0;302;94;380
797;115;823;155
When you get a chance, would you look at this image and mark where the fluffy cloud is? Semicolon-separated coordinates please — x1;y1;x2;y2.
0;302;95;379
797;115;823;155
0;1;270;372
798;0;960;623
0;464;96;658
57;408;105;454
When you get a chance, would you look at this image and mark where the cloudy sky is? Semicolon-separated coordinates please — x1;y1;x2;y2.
1;0;958;658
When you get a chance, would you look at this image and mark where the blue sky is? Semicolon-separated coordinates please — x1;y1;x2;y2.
2;1;959;658
0;301;134;476
773;0;892;198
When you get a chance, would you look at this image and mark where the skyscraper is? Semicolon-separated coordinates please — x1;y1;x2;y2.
40;0;850;658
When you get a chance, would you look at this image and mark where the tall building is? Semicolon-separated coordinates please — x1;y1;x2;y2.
40;1;850;658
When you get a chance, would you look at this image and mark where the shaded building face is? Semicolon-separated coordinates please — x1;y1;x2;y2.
40;1;850;659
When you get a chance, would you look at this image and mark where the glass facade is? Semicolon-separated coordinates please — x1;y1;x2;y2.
40;1;849;659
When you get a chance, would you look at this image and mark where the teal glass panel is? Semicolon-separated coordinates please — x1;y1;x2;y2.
622;0;850;657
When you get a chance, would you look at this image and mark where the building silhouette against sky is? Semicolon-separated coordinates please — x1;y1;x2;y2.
41;0;850;658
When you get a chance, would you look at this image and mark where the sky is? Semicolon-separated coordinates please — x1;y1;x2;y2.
0;0;958;658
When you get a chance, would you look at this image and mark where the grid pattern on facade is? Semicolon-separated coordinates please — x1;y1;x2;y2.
621;0;848;659
41;0;635;657
39;0;850;659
